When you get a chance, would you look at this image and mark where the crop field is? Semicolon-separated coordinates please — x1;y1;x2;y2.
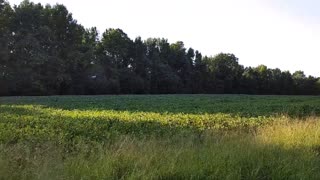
0;95;320;179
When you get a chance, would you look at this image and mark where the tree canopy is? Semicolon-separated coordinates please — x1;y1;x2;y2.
0;0;319;95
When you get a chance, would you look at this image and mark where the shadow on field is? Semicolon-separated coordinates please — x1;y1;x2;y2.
1;95;320;118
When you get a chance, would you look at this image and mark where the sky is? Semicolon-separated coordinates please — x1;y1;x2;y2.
9;0;320;77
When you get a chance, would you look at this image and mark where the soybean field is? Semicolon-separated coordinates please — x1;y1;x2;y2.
0;95;320;179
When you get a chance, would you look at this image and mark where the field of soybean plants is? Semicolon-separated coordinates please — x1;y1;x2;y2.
0;95;320;179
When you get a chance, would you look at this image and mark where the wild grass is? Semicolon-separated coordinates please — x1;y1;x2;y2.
0;95;319;179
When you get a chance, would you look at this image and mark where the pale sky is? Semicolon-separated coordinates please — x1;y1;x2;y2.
9;0;320;77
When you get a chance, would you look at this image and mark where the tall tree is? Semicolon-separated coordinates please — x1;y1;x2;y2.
205;53;243;93
100;28;133;69
132;37;150;93
192;50;206;93
0;0;319;95
0;0;13;95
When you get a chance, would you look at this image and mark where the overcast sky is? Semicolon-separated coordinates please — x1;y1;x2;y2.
9;0;320;76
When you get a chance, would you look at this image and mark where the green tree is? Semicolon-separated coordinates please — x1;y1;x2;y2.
100;28;133;69
98;28;147;93
292;71;306;94
0;0;13;95
205;53;243;93
0;0;319;96
192;50;206;93
131;37;150;93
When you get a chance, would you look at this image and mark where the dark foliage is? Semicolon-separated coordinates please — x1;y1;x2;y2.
0;0;319;96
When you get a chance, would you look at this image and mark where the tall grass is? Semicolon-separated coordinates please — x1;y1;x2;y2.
0;118;319;180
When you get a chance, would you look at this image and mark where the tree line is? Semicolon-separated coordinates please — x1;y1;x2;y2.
1;0;319;96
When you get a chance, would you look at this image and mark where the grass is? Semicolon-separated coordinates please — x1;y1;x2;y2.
0;95;320;179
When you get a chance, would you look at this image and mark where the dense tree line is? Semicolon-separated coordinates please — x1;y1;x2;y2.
0;0;319;96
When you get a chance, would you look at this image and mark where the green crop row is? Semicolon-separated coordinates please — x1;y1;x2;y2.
0;95;320;143
2;95;320;117
0;104;272;143
0;95;320;179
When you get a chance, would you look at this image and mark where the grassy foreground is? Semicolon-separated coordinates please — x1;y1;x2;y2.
0;95;320;179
